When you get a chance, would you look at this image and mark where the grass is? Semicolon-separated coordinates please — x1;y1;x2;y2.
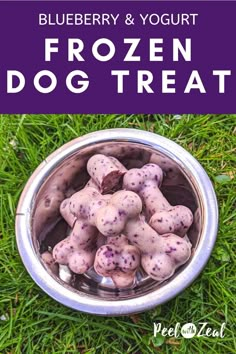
0;114;235;354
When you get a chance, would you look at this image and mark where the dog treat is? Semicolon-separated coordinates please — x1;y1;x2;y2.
125;217;191;281
95;190;142;236
94;235;140;288
46;152;193;289
69;187;111;223
87;154;127;193
123;164;193;236
149;206;193;238
123;163;163;201
52;219;97;274
54;187;111;273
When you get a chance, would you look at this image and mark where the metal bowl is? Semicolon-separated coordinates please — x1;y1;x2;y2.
15;129;218;315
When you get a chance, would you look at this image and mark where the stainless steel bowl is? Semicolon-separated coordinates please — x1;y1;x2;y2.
15;129;218;315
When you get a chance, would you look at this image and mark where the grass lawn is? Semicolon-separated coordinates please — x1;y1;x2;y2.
0;114;235;354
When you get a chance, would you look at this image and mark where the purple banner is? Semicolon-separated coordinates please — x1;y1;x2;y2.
0;1;235;113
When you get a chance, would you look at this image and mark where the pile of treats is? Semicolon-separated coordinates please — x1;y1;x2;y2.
43;154;194;289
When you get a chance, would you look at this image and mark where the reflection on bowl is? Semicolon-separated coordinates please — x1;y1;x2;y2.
15;129;218;315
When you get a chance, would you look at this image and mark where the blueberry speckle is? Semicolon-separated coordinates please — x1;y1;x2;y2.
104;250;114;258
118;210;127;217
165;246;177;254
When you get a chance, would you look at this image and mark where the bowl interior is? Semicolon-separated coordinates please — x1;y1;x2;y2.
31;141;201;300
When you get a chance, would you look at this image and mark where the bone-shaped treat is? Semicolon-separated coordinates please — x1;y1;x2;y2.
68;188;142;238
87;154;127;193
123;164;193;236
58;187;142;281
124;217;192;281
69;187;111;223
60;184;111;228
95;190;142;237
55;186;113;273
52;219;97;274
94;235;140;288
49;154;193;286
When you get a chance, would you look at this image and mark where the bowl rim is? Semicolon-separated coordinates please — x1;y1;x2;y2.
15;128;218;315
